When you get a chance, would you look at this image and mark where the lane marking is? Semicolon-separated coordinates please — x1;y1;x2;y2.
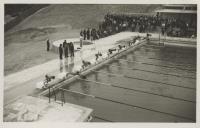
100;64;196;90
115;59;196;72
57;86;195;121
78;75;195;103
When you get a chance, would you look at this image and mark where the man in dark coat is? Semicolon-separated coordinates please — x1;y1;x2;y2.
59;44;63;60
63;40;68;58
90;28;94;41
63;40;67;48
80;30;83;37
87;28;90;40
83;29;87;40
47;39;50;51
69;42;74;57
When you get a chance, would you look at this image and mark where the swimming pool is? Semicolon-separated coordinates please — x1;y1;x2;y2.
45;43;196;122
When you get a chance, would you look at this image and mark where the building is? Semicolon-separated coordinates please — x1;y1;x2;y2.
155;4;197;27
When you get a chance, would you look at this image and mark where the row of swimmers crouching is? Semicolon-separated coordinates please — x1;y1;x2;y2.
39;36;144;89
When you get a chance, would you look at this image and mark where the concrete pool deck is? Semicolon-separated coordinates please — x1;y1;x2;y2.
4;96;93;122
4;32;196;106
4;32;137;105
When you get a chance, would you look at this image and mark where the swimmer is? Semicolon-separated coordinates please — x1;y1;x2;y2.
95;52;102;60
66;71;87;79
108;48;116;54
82;60;91;69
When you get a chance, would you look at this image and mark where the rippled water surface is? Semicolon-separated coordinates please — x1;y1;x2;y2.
48;44;196;122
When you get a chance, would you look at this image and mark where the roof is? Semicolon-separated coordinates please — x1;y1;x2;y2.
110;12;156;16
163;4;197;7
155;9;197;14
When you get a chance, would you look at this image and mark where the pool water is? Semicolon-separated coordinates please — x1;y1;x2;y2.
47;44;196;122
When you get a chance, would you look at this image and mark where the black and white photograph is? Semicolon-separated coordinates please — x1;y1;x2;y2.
2;1;198;126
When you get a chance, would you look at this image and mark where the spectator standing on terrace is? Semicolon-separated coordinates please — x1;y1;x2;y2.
161;22;165;35
91;28;95;41
63;40;66;57
79;14;196;41
46;39;50;51
185;23;189;37
96;30;101;39
87;28;90;40
59;44;63;60
80;30;83;37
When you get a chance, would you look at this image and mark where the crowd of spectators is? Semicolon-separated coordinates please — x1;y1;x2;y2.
80;13;196;40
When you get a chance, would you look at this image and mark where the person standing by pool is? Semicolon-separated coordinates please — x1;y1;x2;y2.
69;42;74;57
46;39;50;51
63;40;66;56
59;44;63;60
80;30;83;37
63;40;69;58
63;40;67;48
83;29;87;40
87;28;90;40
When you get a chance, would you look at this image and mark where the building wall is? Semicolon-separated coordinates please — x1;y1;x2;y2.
160;13;197;27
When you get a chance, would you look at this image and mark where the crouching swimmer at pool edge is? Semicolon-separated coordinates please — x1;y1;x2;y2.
118;45;126;52
108;48;117;55
66;71;87;79
95;52;102;61
129;36;141;46
82;60;91;69
43;74;56;88
146;33;152;43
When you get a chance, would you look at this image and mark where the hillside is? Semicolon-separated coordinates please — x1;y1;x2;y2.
6;4;161;34
5;4;48;31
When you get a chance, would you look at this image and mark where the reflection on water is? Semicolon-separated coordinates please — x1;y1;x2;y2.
60;57;75;73
59;60;64;72
64;58;69;72
94;72;99;81
80;81;91;95
105;65;111;73
69;57;75;73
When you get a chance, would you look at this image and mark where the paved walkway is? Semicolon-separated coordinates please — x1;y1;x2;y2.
4;32;196;105
4;96;93;122
4;32;137;105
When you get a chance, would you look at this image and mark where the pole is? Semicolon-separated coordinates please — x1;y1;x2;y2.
164;32;166;45
48;86;50;103
53;87;56;101
61;89;65;106
80;36;83;48
159;31;160;45
63;90;65;104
